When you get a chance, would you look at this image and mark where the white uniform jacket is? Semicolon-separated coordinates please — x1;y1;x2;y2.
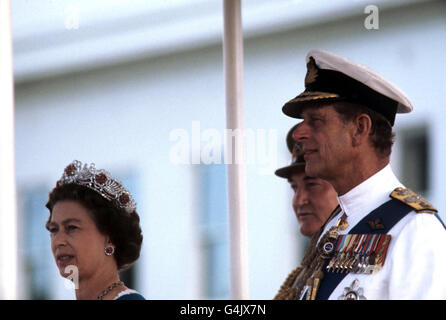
319;164;446;300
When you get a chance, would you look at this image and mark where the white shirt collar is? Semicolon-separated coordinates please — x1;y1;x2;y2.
337;164;404;222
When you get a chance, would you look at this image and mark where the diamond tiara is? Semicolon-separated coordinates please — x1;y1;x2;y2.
56;160;136;214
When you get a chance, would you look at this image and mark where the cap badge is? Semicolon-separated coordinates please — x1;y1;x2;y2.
305;57;319;87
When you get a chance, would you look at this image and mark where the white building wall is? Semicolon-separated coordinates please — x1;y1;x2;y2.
14;0;446;299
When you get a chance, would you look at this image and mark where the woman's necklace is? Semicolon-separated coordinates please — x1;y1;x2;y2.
97;281;124;300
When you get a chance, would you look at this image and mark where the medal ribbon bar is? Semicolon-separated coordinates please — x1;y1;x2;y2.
326;234;392;275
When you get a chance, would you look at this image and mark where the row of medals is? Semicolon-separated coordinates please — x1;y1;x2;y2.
325;233;391;274
304;214;391;300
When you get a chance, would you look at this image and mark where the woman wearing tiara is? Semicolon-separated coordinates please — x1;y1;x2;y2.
45;160;145;300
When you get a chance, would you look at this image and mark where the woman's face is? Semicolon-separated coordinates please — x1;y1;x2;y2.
47;200;112;281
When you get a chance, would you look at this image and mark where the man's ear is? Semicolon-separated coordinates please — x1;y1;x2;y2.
352;113;372;146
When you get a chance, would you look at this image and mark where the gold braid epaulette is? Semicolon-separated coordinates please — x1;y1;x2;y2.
273;206;342;300
273;226;327;300
390;187;438;213
273;266;304;300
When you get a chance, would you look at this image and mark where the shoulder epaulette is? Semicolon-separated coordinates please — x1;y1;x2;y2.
390;187;437;214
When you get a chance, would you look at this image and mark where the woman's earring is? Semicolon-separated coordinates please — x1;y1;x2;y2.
104;245;115;256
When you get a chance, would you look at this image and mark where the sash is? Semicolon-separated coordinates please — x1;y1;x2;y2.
315;198;412;300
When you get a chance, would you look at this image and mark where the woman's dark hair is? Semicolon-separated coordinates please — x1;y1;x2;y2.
332;101;395;158
46;183;143;271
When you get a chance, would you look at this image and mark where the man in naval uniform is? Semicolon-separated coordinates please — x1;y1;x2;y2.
282;49;446;299
273;124;338;299
275;123;338;238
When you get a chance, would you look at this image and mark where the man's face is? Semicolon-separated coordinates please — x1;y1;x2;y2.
289;170;338;237
293;104;354;181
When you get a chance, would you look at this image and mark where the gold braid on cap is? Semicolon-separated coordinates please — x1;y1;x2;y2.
56;160;136;214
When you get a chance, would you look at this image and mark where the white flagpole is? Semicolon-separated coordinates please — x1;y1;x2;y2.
223;0;249;299
0;0;18;300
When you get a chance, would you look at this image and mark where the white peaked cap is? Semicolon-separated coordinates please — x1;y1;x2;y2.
306;49;413;113
282;49;413;126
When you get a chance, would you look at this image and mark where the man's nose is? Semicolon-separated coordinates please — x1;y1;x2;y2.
292;122;309;142
295;189;309;207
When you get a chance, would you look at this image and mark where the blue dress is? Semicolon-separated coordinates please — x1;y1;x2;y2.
115;289;145;300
